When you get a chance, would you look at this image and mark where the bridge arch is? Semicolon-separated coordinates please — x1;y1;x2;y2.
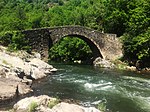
50;33;103;61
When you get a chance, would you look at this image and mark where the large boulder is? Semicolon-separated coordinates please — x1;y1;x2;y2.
93;57;115;68
0;78;33;106
52;102;101;112
13;95;57;112
0;79;17;104
0;50;57;82
0;46;57;106
29;58;55;79
13;95;101;112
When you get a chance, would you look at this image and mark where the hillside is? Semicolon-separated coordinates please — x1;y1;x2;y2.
0;0;150;68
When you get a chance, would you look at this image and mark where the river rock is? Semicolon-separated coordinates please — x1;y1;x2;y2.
52;102;101;112
126;66;137;71
13;95;57;112
13;95;101;112
37;105;53;112
0;46;57;106
0;78;17;103
93;57;115;68
32;52;41;59
0;48;57;81
29;58;54;79
0;78;33;106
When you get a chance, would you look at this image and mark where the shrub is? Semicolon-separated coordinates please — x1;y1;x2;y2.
122;28;150;68
97;102;106;112
0;31;31;52
0;31;13;46
8;32;31;52
97;99;107;112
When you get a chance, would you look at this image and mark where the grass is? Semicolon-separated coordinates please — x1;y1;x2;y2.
2;59;13;67
2;60;10;65
97;102;106;112
28;101;38;112
48;98;60;109
112;59;128;70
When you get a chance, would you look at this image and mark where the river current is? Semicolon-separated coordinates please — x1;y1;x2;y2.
32;64;150;112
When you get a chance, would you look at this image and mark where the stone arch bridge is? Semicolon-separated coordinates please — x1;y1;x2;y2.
23;26;122;61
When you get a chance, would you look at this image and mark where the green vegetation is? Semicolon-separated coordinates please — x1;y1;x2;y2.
28;101;38;112
2;60;10;66
0;31;31;52
112;60;128;70
49;36;92;63
97;101;107;112
48;99;60;109
0;0;149;68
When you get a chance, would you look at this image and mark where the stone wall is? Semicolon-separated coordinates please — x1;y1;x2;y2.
23;29;51;61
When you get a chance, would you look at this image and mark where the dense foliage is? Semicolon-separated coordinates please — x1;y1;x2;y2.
49;37;92;63
0;31;31;52
0;0;150;67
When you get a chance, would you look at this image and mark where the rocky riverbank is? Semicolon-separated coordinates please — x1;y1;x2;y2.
93;57;150;73
0;46;57;107
12;95;101;112
0;46;101;112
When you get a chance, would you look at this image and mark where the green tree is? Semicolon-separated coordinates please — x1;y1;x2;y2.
1;0;150;67
104;0;128;36
8;32;31;52
49;37;93;63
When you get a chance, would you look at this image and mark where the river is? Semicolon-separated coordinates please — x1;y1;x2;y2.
32;64;150;112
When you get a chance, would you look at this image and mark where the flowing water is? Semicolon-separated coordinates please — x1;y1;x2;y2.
32;64;150;112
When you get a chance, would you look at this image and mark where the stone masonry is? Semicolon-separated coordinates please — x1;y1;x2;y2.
23;26;122;61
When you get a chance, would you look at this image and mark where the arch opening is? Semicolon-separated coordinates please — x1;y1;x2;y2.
49;34;103;64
